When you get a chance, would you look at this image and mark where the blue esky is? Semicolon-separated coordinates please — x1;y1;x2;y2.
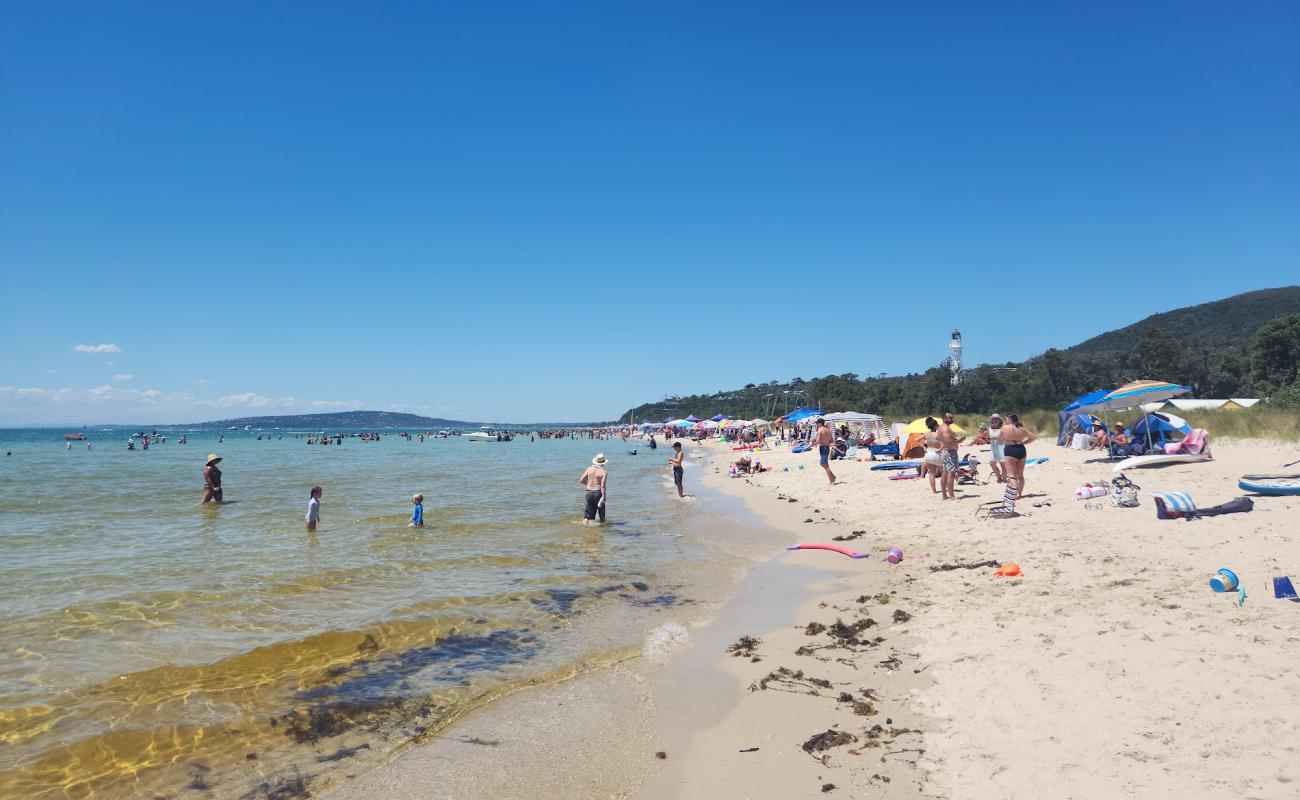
2;1;1297;424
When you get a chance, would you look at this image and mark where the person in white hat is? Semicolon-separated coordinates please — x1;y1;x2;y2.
578;454;608;525
203;454;223;503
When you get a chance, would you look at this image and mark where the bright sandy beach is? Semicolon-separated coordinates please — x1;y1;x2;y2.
328;435;1300;799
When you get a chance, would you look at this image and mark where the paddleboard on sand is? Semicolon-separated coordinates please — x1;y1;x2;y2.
1112;454;1211;473
1238;474;1300;496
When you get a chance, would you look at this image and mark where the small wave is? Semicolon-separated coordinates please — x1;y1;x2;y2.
642;622;688;658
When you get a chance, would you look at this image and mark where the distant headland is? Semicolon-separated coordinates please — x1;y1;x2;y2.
187;410;609;430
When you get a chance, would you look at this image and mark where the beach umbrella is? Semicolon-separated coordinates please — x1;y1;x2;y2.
901;417;965;435
1085;380;1192;413
1079;380;1192;456
783;407;825;424
750;418;769;426
671;419;692;428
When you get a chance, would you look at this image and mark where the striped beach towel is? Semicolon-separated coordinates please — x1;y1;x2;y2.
1153;491;1198;520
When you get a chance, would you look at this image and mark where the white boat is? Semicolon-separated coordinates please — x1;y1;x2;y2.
1112;454;1211;472
465;426;495;442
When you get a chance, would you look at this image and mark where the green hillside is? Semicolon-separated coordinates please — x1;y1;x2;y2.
622;286;1300;420
1066;286;1300;357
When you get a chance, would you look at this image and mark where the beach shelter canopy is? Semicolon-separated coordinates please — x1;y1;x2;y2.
709;414;727;422
684;415;701;423
1062;389;1112;413
822;411;883;422
1058;389;1113;445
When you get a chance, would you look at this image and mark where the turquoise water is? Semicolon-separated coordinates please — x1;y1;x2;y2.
0;428;714;798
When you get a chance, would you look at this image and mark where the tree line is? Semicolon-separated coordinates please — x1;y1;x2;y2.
625;314;1300;421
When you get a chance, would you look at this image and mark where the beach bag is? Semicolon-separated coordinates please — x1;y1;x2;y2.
1152;491;1198;520
1110;474;1140;508
1076;482;1108;500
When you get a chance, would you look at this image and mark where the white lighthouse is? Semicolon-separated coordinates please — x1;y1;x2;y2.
949;329;963;385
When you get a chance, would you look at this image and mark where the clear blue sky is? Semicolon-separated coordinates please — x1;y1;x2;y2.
2;2;1297;424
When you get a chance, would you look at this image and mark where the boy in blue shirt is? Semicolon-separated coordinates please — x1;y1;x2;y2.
409;494;424;528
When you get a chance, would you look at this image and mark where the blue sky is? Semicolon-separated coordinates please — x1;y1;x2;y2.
2;2;1297;424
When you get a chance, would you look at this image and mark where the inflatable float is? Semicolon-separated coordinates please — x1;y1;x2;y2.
785;544;869;559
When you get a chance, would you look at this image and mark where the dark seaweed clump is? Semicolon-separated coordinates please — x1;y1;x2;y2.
801;729;855;753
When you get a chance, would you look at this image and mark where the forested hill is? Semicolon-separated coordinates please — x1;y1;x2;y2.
1065;286;1300;357
621;286;1300;421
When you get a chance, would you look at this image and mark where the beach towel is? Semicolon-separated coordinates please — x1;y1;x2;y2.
1164;428;1209;455
1152;491;1198;520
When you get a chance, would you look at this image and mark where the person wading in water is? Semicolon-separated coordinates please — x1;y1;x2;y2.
203;454;223;503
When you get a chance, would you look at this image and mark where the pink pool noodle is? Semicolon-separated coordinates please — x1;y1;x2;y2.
785;544;869;559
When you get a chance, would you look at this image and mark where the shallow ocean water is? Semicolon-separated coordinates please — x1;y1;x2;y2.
0;428;727;798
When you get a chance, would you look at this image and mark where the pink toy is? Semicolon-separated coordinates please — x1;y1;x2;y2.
887;547;903;563
786;544;869;559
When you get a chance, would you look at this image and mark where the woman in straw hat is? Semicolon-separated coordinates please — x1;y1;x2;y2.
578;454;608;526
203;453;223;503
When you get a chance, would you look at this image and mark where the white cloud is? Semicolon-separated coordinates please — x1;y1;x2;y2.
312;399;365;411
195;378;209;385
46;369;57;374
74;344;121;354
387;402;431;413
216;392;297;409
112;374;133;382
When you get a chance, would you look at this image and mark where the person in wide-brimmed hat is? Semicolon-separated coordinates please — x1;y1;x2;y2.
203;453;224;503
578;454;608;525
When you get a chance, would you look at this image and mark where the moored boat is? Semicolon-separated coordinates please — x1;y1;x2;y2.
64;433;87;441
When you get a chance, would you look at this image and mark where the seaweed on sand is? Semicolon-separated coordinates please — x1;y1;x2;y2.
801;728;856;753
726;635;761;659
750;666;833;694
930;560;1000;572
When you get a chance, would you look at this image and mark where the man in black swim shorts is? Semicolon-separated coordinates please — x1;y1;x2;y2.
813;418;836;486
669;442;685;497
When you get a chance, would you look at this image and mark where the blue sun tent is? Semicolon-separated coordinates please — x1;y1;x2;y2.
1128;412;1192;448
1057;389;1113;445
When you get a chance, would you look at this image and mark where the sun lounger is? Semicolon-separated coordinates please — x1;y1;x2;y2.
977;477;1022;519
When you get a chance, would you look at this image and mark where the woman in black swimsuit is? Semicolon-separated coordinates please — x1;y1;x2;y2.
1001;414;1036;499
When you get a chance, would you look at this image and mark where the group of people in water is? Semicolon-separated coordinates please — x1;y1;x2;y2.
200;452;427;531
576;441;687;526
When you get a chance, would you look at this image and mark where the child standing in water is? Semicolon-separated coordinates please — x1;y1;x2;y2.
409;494;425;528
306;486;322;531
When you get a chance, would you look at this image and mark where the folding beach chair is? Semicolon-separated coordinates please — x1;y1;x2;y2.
976;477;1023;519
